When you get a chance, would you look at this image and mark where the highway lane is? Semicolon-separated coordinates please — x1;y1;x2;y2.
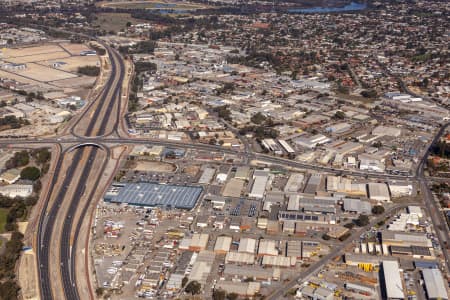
36;36;126;300
37;147;85;300
58;46;125;299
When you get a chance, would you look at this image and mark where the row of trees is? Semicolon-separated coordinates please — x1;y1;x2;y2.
0;148;50;299
77;65;100;77
0;116;30;130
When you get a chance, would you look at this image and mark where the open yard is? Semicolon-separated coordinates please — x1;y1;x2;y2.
132;160;176;172
0;42;99;89
16;63;77;82
2;44;63;59
45;56;99;72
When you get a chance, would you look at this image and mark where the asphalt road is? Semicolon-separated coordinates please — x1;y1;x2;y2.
266;204;416;300
9;28;450;300
36;42;125;300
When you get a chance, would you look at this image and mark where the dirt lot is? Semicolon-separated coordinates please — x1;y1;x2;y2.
18;250;39;300
16;63;77;82
7;51;70;64
0;43;99;88
2;44;62;58
131;160;176;172
52;76;97;88
46;56;99;72
59;43;92;55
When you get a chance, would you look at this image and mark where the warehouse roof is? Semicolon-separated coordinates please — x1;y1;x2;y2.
343;198;372;214
422;269;448;300
381;260;404;300
258;239;278;256
214;236;232;253
235;166;250;180
225;251;255;264
224;265;279;280
222;178;244;198
190;233;209;250
262;255;296;267
368;182;390;202
104;183;203;209
238;238;256;253
215;281;260;296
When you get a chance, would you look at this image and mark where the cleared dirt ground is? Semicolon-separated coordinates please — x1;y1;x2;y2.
132;160;176;172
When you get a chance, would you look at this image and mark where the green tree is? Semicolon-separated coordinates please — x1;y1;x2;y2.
33;148;51;165
185;280;201;295
181;276;188;288
227;292;238;300
355;214;370;227
371;205;385;215
251;112;267;125
6;151;29;169
20;166;41;181
333;111;345;120
0;280;20;300
213;289;226;300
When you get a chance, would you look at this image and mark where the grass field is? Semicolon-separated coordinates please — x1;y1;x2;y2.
93;13;148;33
98;0;207;10
0;208;8;233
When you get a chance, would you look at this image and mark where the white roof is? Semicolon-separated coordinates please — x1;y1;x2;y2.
190;233;209;249
287;195;300;211
249;175;268;199
214;236;232;253
422;268;448;300
225;251;255;264
368;183;390;201
238;238;256;254
382;260;404;299
262;255;296;267
258;239;278;256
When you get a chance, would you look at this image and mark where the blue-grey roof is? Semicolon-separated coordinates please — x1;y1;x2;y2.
104;183;203;209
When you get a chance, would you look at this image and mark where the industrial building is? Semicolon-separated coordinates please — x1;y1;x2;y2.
238;238;256;254
343;198;372;214
104;183;203;209
284;173;304;193
368;182;391;202
249;169;270;199
380;260;404;300
421;268;448;300
214;236;232;254
224;265;280;281
294;134;331;149
215;281;261;297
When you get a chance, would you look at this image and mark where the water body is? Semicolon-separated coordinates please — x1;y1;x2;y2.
288;1;367;13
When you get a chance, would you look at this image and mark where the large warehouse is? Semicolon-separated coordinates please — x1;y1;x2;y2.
104;183;203;209
380;260;404;300
422;268;448;300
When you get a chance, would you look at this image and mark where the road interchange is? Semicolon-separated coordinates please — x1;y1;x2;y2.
0;37;448;300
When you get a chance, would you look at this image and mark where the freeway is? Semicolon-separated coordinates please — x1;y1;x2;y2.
2;28;446;300
35;41;125;300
